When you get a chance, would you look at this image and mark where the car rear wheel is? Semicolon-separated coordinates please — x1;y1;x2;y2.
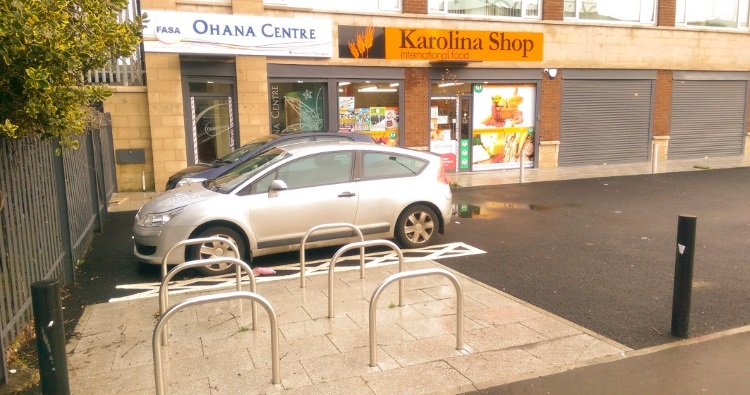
395;205;438;249
187;226;247;276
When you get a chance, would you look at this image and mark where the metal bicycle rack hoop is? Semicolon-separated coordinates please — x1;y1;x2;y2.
369;268;465;367
300;223;365;288
152;291;280;395
328;239;405;318
159;257;258;345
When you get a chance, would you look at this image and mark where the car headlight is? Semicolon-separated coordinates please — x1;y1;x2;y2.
137;207;185;227
176;177;207;188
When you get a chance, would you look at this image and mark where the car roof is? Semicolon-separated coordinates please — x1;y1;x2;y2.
274;131;374;141
276;140;438;160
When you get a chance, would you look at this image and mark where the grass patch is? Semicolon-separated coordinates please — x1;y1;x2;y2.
1;323;41;394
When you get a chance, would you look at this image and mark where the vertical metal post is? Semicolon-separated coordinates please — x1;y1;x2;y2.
31;279;71;395
0;324;7;384
671;215;697;338
52;140;75;285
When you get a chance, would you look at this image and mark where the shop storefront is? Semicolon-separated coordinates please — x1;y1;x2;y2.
427;69;540;173
266;65;405;145
337;25;544;173
669;71;749;159
559;70;655;167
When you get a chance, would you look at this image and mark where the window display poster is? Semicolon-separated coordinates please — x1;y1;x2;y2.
339;96;355;132
354;108;371;131
471;84;536;170
385;107;399;129
430;140;457;171
270;82;325;133
369;107;386;131
366;107;399;145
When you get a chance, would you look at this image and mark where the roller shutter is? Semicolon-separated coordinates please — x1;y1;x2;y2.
560;80;653;167
670;80;747;159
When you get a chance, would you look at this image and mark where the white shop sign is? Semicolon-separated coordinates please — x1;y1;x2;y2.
142;10;332;58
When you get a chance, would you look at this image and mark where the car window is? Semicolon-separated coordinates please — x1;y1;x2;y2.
361;152;427;180
220;135;277;162
250;151;354;193
212;148;289;193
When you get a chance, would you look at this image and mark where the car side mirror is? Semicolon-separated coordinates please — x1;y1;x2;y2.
268;179;287;197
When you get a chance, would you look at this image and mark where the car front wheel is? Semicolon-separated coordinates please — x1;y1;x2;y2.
187;226;247;276
395;205;438;249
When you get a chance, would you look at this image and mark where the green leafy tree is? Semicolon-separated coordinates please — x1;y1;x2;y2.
0;0;143;148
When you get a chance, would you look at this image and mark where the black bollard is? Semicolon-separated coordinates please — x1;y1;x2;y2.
31;278;71;395
671;215;697;338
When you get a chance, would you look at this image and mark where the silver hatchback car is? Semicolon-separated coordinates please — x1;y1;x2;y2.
133;141;453;275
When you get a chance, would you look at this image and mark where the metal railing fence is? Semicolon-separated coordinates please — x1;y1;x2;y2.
0;116;117;383
85;0;144;87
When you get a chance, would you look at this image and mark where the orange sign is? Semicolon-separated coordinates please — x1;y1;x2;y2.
383;27;542;62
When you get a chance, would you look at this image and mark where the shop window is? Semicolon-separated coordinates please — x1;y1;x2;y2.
264;0;401;12
429;82;536;172
338;81;400;146
429;0;541;19
677;0;750;29
563;0;656;24
268;82;326;134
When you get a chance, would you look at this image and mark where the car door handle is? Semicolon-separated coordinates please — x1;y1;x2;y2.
338;192;356;198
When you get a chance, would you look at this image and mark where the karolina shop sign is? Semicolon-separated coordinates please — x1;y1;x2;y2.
142;10;333;57
339;26;542;62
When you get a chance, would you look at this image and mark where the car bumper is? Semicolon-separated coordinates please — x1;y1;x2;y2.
132;224;195;265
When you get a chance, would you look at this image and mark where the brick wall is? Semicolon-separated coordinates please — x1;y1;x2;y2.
105;88;153;191
652;70;673;137
542;0;564;21
140;0;174;8
403;0;428;14
539;70;562;141
236;56;271;145
657;0;676;27
404;68;429;147
144;53;186;192
232;0;263;14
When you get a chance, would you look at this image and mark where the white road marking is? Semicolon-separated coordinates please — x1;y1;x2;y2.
111;242;485;303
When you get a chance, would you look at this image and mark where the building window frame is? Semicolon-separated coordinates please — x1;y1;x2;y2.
563;0;657;25
263;0;402;13
676;0;750;29
428;0;542;19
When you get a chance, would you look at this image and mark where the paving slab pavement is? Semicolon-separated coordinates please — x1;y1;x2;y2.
466;326;750;395
65;259;629;394
91;155;750;394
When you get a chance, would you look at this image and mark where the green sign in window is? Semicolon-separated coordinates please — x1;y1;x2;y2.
459;139;470;169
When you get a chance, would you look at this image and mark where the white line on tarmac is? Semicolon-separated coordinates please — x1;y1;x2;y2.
111;242;485;303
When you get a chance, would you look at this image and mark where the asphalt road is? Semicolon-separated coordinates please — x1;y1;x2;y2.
64;167;750;350
442;167;750;349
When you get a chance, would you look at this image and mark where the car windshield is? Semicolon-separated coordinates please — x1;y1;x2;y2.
208;148;289;193
215;135;278;163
